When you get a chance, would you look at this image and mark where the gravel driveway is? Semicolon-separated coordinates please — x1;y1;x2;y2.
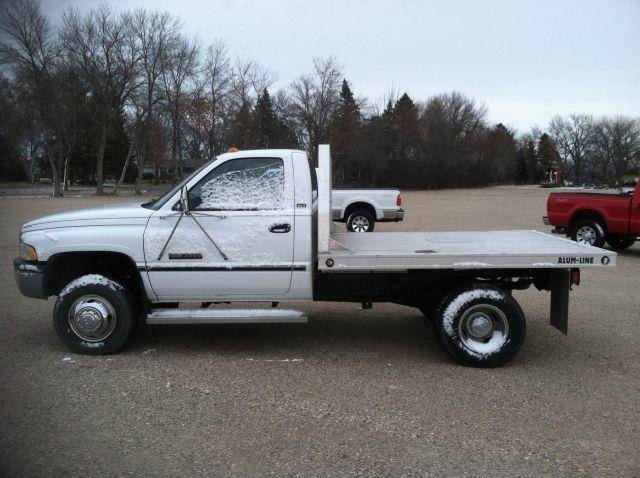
1;186;638;476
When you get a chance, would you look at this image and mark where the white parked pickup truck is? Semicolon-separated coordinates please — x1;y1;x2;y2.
331;188;404;232
14;145;617;367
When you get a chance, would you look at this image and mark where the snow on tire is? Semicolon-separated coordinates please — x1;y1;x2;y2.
53;274;136;355
433;284;526;367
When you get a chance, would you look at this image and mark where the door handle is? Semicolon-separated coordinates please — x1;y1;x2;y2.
269;223;291;233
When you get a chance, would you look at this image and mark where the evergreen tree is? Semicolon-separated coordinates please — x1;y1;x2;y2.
254;88;296;149
228;101;254;149
254;88;275;148
524;138;540;183
476;123;516;185
514;143;528;184
537;133;560;171
390;93;420;185
330;79;362;184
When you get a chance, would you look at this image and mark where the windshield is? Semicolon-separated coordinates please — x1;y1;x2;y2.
142;160;214;210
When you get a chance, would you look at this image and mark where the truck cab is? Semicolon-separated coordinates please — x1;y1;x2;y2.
141;149;316;301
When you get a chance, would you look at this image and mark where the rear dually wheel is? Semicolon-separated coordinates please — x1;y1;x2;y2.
433;284;526;367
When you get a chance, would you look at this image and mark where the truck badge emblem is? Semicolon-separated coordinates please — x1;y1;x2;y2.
168;253;203;260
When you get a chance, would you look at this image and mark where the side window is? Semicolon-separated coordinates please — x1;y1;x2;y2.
189;157;285;211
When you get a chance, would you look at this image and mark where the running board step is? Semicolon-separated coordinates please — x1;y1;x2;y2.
146;308;308;325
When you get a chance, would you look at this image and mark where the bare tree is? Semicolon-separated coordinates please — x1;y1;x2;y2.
162;34;199;181
131;9;180;192
0;0;63;195
248;62;277;99
61;5;140;193
549;114;593;183
202;39;231;158
420;91;488;186
605;116;640;180
290;56;342;160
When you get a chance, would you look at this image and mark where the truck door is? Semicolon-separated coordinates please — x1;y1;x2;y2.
143;155;295;300
631;181;640;236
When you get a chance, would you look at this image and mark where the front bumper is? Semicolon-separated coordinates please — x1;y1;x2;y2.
380;208;405;222
13;258;48;299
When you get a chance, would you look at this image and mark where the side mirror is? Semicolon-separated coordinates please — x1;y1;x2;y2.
180;186;189;213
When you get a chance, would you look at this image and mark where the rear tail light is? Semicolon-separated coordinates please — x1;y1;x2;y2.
570;268;580;286
397;194;402;206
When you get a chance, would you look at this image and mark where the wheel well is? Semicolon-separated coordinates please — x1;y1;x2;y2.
344;202;376;220
569;210;607;232
44;252;147;310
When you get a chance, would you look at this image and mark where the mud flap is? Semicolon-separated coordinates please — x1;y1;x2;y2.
549;269;570;334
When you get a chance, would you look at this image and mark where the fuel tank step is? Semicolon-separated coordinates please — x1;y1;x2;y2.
146;308;308;325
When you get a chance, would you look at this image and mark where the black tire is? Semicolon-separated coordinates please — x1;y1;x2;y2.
433;284;526;367
606;234;636;250
570;218;606;247
53;274;136;355
346;209;375;232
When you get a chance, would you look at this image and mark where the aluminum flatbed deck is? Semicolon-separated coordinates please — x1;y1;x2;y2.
318;230;617;271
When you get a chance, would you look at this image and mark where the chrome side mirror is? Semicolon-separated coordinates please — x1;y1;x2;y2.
180;186;189;213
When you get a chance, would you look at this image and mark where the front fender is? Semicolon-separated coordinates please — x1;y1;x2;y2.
21;224;146;264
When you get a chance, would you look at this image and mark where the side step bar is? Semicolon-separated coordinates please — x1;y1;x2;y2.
146;308;308;325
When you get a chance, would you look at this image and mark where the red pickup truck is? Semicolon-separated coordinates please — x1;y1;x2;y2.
544;179;640;249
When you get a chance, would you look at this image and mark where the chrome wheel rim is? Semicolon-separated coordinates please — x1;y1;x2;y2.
68;295;117;342
351;216;370;232
575;225;597;245
458;304;509;354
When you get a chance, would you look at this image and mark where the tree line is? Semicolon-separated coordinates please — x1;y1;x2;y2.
0;0;638;195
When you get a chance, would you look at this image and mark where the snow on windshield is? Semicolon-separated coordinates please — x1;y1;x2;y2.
194;158;284;210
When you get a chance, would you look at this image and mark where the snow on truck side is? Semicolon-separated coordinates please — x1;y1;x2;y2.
14;145;616;367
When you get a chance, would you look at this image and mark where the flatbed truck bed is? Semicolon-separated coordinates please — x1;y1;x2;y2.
319;230;615;271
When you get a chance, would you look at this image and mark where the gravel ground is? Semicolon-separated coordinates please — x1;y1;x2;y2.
0;186;638;477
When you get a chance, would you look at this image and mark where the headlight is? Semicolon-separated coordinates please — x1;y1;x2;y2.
20;242;38;261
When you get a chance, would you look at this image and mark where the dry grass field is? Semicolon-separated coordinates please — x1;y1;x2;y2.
1;186;638;476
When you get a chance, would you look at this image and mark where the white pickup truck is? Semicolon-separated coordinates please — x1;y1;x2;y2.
14;145;616;367
331;188;404;232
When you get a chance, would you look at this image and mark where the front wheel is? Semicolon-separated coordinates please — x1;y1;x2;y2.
433;284;526;367
346;210;375;232
570;219;606;247
607;234;636;250
53;274;136;355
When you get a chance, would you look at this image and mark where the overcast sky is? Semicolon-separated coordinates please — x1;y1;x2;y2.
42;0;639;132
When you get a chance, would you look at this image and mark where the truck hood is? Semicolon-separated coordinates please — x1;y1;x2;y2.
22;203;153;231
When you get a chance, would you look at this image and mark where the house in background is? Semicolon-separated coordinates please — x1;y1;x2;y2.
541;166;565;187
